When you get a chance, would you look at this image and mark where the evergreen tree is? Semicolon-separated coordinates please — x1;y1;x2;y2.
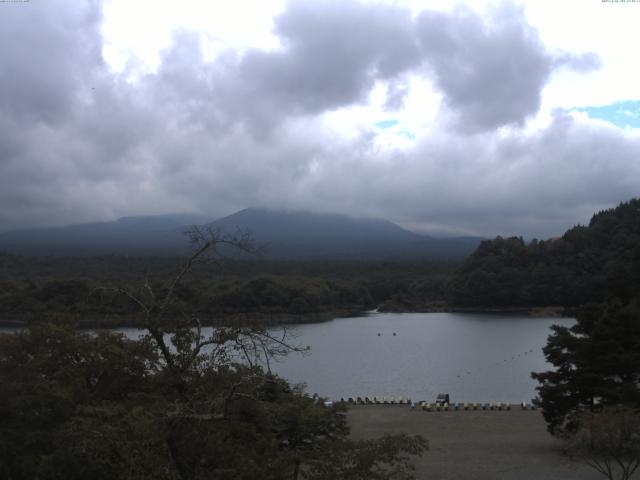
532;297;640;434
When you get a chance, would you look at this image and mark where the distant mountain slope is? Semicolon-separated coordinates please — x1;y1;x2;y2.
0;209;481;259
0;214;209;255
210;208;480;260
212;208;421;242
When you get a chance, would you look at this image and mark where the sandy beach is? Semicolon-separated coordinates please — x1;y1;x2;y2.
348;405;604;480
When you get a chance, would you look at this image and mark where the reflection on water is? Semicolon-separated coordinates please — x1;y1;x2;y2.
0;312;572;404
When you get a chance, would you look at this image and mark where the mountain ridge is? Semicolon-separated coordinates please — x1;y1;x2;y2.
0;208;482;259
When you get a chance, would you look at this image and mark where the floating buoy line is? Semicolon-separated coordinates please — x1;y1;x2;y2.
451;348;537;381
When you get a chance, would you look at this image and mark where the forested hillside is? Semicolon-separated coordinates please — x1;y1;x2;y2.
450;199;640;308
0;256;455;326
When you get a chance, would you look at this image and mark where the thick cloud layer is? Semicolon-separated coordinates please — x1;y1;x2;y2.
0;0;637;239
417;4;553;132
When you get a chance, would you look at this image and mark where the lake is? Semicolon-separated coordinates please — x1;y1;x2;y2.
0;312;573;404
264;312;573;404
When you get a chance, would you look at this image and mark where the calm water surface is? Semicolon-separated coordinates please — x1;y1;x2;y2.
265;312;573;403
1;312;573;404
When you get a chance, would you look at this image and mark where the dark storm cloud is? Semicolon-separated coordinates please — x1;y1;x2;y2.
0;0;103;123
192;0;420;132
0;1;182;229
151;0;599;134
0;0;112;227
416;3;569;132
291;111;640;238
0;0;635;240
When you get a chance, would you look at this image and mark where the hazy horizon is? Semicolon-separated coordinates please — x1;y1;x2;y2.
0;205;573;240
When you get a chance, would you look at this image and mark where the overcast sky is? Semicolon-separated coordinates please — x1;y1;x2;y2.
1;0;639;237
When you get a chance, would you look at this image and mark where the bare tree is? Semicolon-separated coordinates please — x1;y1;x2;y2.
101;225;304;373
564;407;640;480
1;226;426;479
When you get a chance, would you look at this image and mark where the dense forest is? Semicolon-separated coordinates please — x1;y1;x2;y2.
449;199;640;309
0;256;455;327
2;198;639;327
528;200;640;461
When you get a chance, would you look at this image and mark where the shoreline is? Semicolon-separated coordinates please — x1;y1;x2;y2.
378;304;567;317
0;305;569;330
0;309;362;330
